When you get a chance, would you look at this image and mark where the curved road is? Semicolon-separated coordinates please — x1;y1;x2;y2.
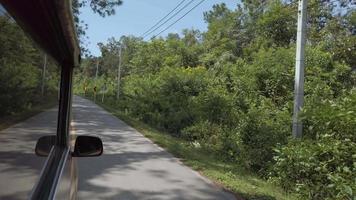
0;96;235;200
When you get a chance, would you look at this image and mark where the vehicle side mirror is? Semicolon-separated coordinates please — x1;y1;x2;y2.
35;135;56;156
73;136;103;157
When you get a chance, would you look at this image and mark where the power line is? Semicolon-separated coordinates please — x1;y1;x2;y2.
140;0;187;37
143;0;197;39
152;0;207;38
147;0;297;39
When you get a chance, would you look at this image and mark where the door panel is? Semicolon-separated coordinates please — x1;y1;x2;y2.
0;5;60;199
55;155;78;200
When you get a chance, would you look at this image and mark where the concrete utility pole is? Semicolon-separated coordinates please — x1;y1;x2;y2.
102;84;106;103
117;46;122;100
41;54;47;96
292;0;307;138
94;58;99;102
95;58;99;79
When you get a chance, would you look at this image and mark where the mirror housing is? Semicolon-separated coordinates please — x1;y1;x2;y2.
72;136;103;157
35;135;103;157
35;135;56;156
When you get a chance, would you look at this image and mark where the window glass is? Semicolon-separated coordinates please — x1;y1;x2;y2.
0;5;59;199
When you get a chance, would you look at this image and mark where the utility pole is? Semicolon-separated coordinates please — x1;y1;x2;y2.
102;84;106;103
292;0;307;138
117;45;122;100
41;54;47;96
94;58;99;102
95;58;99;79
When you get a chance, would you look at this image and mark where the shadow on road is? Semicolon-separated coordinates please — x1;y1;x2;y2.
74;96;235;200
0;108;58;200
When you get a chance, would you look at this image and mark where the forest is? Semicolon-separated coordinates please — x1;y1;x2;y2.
74;1;355;199
0;11;60;122
0;0;355;199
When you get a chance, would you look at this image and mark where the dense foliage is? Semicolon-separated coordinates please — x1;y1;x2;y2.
0;15;59;117
74;1;356;199
0;0;124;116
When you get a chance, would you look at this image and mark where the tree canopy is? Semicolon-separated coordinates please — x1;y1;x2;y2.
74;1;355;199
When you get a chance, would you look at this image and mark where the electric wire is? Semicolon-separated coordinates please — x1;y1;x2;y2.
143;0;197;39
152;0;207;38
140;0;187;37
146;0;302;38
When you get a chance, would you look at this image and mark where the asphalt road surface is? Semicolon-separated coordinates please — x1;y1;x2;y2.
0;107;56;199
0;96;235;200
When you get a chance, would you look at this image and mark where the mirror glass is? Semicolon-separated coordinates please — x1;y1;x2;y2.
73;136;103;157
35;135;56;156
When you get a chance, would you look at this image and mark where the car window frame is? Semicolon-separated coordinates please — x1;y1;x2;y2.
0;0;80;199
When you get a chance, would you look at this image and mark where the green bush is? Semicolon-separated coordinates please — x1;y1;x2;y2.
271;92;356;200
190;85;236;126
182;121;239;160
271;138;355;200
72;3;355;199
245;47;295;106
238;98;290;174
121;66;209;134
302;91;356;141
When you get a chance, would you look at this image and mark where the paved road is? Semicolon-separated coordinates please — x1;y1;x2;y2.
74;96;235;200
0;96;235;200
0;108;57;199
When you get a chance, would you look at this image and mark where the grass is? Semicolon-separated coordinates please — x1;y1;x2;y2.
0;95;58;131
91;98;299;200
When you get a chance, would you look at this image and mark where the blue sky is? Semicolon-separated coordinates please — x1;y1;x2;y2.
80;0;239;56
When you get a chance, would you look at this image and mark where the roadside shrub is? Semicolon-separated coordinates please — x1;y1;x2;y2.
305;47;355;98
157;67;208;133
302;91;356;141
190;85;236;126
0;63;40;115
271;92;356;200
122;66;209;134
238;98;290;174
246;47;294;106
271;138;355;200
121;74;162;125
182;121;239;160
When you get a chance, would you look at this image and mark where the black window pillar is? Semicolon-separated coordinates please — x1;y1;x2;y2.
57;65;73;147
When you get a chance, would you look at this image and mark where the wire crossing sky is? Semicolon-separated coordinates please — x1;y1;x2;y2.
153;0;207;38
140;0;187;38
142;0;198;39
79;0;238;56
